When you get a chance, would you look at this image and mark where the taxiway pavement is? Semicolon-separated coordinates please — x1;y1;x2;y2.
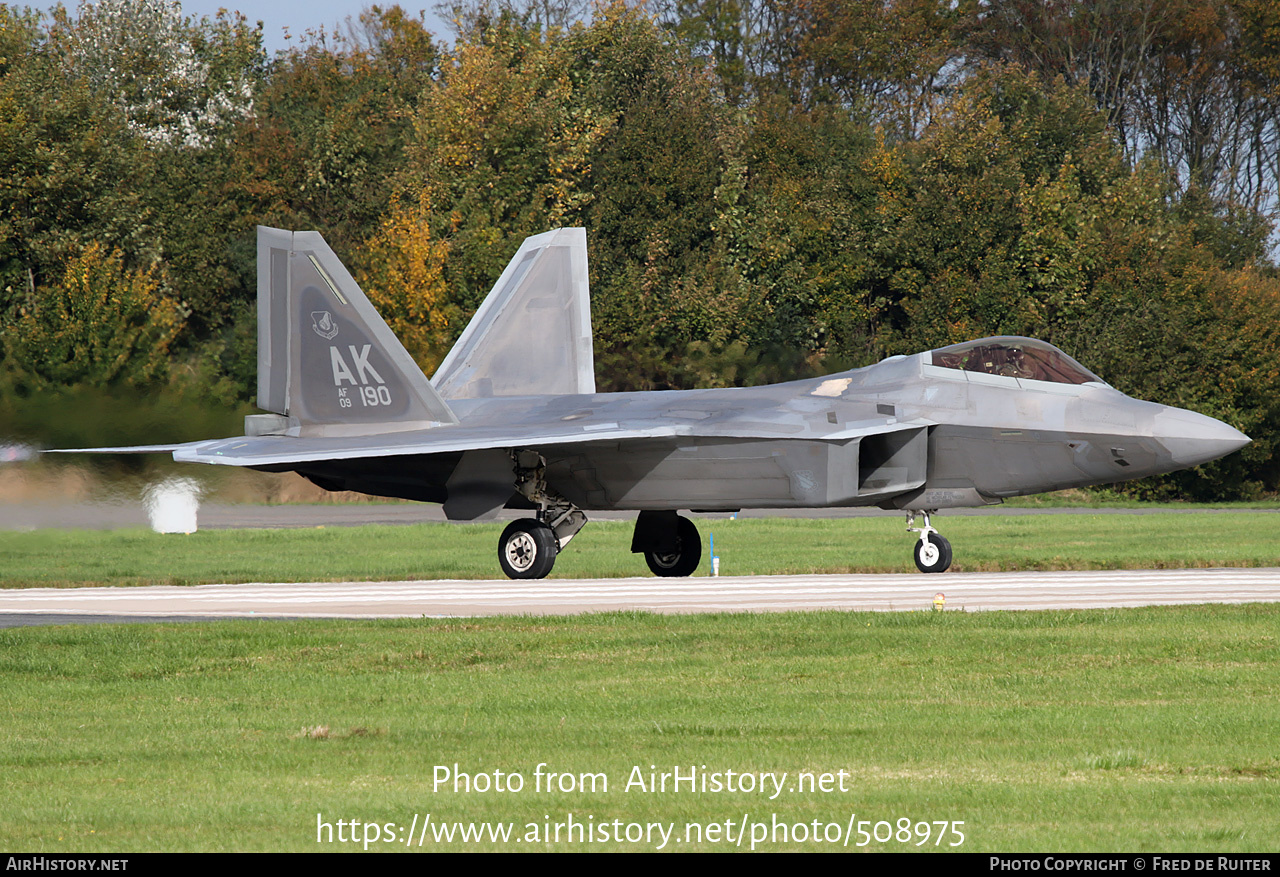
2;567;1278;626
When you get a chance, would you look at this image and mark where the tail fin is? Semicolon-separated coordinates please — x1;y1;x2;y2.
431;227;594;399
252;227;458;438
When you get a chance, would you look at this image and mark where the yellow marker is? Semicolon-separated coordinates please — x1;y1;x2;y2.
933;592;946;611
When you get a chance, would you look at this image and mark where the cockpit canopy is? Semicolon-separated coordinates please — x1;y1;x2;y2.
929;337;1105;385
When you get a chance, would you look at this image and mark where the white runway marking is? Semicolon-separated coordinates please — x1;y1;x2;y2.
3;568;1280;620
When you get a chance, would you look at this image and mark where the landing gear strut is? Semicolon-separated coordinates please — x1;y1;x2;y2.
907;509;952;573
496;450;588;580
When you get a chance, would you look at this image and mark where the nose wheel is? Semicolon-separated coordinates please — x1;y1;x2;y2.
907;510;952;573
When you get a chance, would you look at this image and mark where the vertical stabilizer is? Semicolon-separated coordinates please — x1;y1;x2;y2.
254;227;458;437
431;227;594;399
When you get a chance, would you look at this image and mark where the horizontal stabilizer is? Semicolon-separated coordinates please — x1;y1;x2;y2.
432;227;594;399
43;444;190;455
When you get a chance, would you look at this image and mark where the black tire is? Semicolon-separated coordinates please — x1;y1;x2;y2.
644;516;702;577
914;533;952;574
498;519;558;580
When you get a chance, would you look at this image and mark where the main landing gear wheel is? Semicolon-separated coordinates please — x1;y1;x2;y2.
499;518;558;580
644;515;703;578
913;533;952;574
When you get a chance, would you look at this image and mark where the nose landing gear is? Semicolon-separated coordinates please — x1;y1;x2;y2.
907;510;952;573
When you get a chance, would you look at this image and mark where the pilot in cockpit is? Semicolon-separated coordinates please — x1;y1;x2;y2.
998;345;1034;379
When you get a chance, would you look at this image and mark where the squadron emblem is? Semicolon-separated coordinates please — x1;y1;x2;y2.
311;311;339;340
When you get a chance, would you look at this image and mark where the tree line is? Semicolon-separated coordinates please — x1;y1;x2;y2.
2;0;1279;499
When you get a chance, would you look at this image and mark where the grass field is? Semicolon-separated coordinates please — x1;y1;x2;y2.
1;606;1278;852
1;512;1278;587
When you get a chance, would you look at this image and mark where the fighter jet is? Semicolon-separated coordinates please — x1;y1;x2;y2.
61;226;1251;577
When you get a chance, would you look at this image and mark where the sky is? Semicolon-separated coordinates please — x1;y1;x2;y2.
36;1;454;55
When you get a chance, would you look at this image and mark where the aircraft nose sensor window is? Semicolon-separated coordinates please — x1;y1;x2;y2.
930;337;1103;385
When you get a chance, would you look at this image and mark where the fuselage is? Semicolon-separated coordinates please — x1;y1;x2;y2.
361;338;1247;513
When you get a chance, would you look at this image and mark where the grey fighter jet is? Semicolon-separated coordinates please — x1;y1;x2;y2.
63;226;1251;577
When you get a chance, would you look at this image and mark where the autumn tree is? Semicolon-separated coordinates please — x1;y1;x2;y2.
964;0;1279;252
730;98;880;370
230;6;440;258
0;6;153;317
2;243;186;391
766;0;966;138
650;0;768;104
357;197;458;372
434;0;591;35
392;14;612;313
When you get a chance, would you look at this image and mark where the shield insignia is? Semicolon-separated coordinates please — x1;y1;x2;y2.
311;311;339;340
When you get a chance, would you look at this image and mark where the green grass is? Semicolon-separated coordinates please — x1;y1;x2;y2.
2;512;1279;587
1;606;1278;851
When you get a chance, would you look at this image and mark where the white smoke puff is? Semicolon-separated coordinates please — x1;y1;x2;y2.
143;477;202;534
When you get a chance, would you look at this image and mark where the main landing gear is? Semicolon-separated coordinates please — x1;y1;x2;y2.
497;451;588;580
631;510;702;577
492;453;707;581
497;509;705;580
498;518;558;579
907;510;952;573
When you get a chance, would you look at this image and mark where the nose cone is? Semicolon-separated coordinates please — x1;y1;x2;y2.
1154;407;1251;468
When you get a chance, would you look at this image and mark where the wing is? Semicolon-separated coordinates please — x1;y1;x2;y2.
173;422;683;467
170;414;930;468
